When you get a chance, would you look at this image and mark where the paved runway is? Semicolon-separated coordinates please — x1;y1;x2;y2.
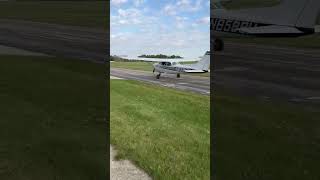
0;19;108;62
1;19;319;104
213;42;320;105
111;68;210;95
112;42;320;105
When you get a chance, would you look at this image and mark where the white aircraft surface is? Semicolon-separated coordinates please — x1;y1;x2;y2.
118;51;211;79
212;0;320;51
152;51;210;79
121;56;193;62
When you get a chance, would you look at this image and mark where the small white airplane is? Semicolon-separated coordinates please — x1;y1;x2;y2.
212;0;320;51
152;51;210;79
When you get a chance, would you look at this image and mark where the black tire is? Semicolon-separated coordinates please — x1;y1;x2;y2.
177;73;180;78
214;39;224;51
156;74;160;79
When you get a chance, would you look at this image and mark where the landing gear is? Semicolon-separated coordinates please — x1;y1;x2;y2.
153;68;155;73
214;38;224;51
177;73;180;78
156;73;161;79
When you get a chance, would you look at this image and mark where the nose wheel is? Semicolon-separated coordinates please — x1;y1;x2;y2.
156;73;161;79
214;38;224;51
177;73;180;78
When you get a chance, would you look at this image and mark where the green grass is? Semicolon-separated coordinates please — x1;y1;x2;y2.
111;61;154;72
110;79;320;179
0;1;108;28
214;90;320;180
110;80;210;180
0;55;107;179
111;61;210;77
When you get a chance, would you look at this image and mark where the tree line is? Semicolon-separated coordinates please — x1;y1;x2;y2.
138;54;183;59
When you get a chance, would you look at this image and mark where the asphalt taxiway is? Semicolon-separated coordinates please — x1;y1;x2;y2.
111;68;210;95
213;42;320;105
1;19;319;104
112;42;320;105
0;19;108;62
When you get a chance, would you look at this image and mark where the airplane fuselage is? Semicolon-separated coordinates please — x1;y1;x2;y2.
211;14;314;37
144;51;211;79
211;5;317;51
153;63;207;74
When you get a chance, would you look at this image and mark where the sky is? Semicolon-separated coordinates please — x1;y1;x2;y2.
111;0;210;60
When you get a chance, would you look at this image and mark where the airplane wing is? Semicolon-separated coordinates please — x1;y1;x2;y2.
185;70;207;73
134;57;178;62
237;25;305;36
114;56;173;62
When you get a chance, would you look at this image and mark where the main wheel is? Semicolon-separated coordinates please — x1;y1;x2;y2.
214;39;224;51
177;73;180;78
156;74;161;79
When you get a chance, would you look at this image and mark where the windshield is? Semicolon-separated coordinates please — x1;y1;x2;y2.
160;62;171;66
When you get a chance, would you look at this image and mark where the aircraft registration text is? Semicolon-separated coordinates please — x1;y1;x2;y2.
211;18;263;33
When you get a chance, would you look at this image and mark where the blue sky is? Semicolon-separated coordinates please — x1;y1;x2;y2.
111;0;210;60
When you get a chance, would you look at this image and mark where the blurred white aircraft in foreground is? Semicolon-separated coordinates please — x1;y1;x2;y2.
212;0;320;51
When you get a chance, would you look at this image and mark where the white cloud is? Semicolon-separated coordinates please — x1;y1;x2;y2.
177;0;190;6
111;32;128;41
111;28;209;59
112;8;151;26
197;16;210;24
163;4;177;15
118;8;140;17
175;16;189;29
164;0;203;15
181;0;203;12
111;0;209;59
133;0;145;6
111;0;128;6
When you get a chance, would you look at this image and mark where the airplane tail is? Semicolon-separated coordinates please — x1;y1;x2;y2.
239;0;320;29
190;51;211;71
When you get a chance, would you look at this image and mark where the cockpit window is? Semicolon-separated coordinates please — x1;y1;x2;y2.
160;62;171;66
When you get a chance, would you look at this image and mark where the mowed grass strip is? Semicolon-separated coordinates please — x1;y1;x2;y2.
111;61;154;72
110;80;210;179
0;55;107;179
0;1;108;28
214;91;320;180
